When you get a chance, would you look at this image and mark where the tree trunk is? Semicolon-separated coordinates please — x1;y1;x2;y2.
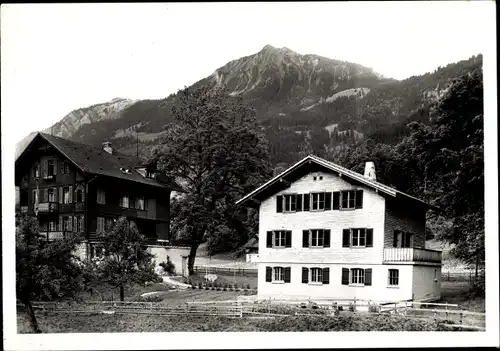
119;285;125;302
24;299;41;333
188;243;199;276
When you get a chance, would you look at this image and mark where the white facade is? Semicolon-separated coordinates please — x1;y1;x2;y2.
255;169;441;303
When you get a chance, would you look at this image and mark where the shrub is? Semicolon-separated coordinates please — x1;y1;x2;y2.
246;284;251;290
234;283;238;290
368;304;380;313
159;256;176;276
137;294;164;302
348;303;356;312
198;282;203;289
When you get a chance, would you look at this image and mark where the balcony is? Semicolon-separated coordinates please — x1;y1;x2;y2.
383;248;442;264
38;231;70;241
35;202;59;214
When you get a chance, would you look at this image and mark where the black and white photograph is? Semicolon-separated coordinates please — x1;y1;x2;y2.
1;2;498;349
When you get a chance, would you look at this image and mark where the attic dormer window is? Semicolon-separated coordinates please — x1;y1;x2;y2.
146;171;155;179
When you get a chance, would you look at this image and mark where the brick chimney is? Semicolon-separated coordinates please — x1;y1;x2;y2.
364;161;376;181
102;141;113;154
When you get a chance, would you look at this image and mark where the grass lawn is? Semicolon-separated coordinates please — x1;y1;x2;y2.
438;281;485;312
18;311;452;333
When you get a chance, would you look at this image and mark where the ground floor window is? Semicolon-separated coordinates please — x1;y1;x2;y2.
48;221;57;232
351;268;365;284
265;266;291;283
388;269;399;286
301;267;330;284
342;267;372;286
310;267;323;283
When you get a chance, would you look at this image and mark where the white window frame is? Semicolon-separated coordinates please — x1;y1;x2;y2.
310;267;323;284
76;189;84;203
120;194;129;208
273;230;287;248
283;194;297;212
97;216;105;233
273;267;285;283
311;192;325;211
34;165;40;178
135;196;145;210
351;228;367;247
350;268;365;285
48;188;55;202
63;187;71;204
341;190;356;210
310;229;325;247
388;269;399;287
63;162;70;174
48;221;57;232
97;189;106;205
63;216;71;232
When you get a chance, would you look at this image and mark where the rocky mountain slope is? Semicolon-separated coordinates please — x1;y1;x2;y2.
16;45;482;167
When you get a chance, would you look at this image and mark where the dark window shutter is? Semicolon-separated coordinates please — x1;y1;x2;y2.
296;194;303;211
325;192;332;210
266;231;273;248
285;231;292;248
265;267;272;282
366;229;373;247
323;230;331;248
322;268;330;284
303;194;310;211
302;267;309;283
355;190;363;209
393;230;400;247
342;229;351;247
284;267;291;283
342;268;350;285
333;191;340;210
276;195;283;213
365;268;372;286
302;230;309;248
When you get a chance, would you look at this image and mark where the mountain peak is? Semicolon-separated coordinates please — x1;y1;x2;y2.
261;44;297;54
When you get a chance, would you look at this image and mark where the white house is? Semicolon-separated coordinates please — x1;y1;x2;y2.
236;155;442;303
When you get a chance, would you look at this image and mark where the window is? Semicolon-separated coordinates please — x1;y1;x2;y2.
265;266;291;283
303;229;330;248
313;176;317;181
32;190;38;204
266;230;291;248
342;228;373;248
76;189;83;203
388;269;399;286
97;216;105;233
63;187;71;204
311;192;325;211
63;162;70;174
311;268;323;283
135;197;145;210
393;230;414;248
97;189;106;204
47;159;55;177
341;190;356;209
273;267;285;282
351;268;365;284
105;217;115;231
34;165;39;178
120;194;129;208
48;221;57;232
48;188;55;202
146;170;155;178
63;216;71;231
311;229;324;247
284;194;296;212
75;216;84;233
341;268;372;286
352;228;366;247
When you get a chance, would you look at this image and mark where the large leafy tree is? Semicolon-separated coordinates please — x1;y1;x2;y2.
16;214;84;333
153;85;271;274
97;216;160;301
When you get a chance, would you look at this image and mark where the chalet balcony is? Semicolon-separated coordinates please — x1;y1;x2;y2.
383;248;442;264
35;202;59;214
38;231;70;241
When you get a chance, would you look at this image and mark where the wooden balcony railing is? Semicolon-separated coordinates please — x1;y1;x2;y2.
383;248;442;264
36;202;59;214
38;231;70;241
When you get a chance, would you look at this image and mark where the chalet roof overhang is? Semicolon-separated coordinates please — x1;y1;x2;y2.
235;155;438;211
15;132;185;192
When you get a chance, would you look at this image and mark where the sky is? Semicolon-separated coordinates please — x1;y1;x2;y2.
0;1;495;145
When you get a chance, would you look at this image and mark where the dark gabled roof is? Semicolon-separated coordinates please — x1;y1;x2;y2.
242;236;258;249
236;154;438;210
16;132;184;191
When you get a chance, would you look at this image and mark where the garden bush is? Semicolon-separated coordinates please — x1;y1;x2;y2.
159;256;176;276
137;294;164;302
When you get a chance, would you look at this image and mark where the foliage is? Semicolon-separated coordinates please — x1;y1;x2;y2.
96;216;160;301
16;214;84;332
136;294;165;302
159;256;176;276
153;85;272;273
